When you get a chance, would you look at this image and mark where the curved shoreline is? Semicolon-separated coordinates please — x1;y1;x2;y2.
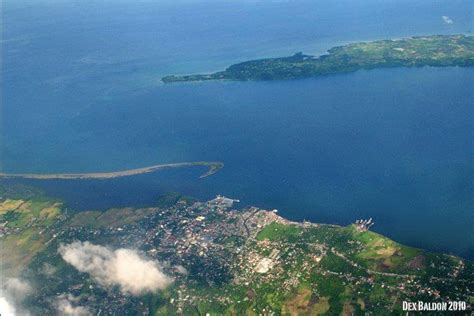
0;161;224;180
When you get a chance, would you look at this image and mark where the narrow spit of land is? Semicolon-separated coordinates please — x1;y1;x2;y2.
0;161;224;180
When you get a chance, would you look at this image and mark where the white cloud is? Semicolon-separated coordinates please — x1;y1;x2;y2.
4;278;32;298
0;278;32;316
0;296;16;316
442;16;454;24
54;294;91;316
41;263;57;276
59;241;173;295
174;265;188;275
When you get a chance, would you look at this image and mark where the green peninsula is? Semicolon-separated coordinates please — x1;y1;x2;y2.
162;35;474;83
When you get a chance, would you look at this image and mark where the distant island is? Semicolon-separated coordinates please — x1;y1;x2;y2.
162;34;474;83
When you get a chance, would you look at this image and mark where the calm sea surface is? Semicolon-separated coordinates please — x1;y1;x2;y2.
2;0;473;258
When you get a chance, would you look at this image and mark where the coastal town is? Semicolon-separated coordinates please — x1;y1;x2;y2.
1;193;472;315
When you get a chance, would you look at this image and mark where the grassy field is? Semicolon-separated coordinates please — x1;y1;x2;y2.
349;226;421;272
69;207;156;228
0;198;62;276
256;222;302;241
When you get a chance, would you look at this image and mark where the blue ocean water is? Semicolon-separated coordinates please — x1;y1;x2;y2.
1;0;473;258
